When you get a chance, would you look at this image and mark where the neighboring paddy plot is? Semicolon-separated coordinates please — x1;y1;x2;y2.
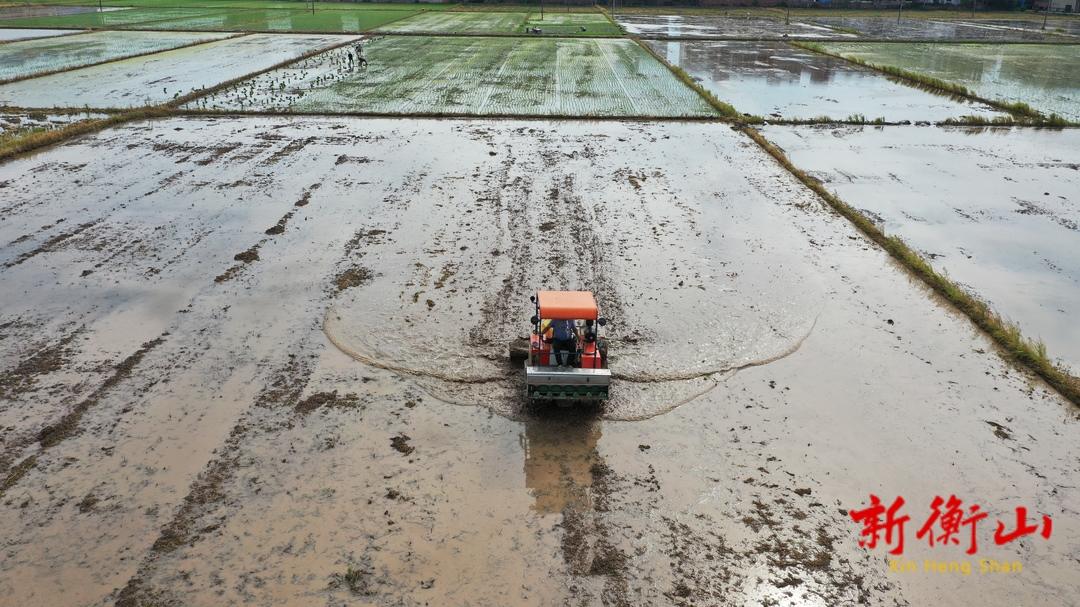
1;110;105;135
0;28;82;41
377;10;529;33
971;18;1080;37
143;7;421;32
614;14;853;39
0;5;127;19
0;30;232;82
764;125;1080;372
0;33;356;109
0;7;223;29
520;12;622;36
647;40;1002;121
807;16;1062;41
819;42;1080;120
189;36;717;117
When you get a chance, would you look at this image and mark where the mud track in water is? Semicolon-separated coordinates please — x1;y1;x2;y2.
0;116;1077;607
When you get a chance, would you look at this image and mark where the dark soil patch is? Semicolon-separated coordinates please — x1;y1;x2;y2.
233;246;259;263
295;390;360;415
265;210;295;236
986;420;1013;440
390;434;414;456
334;267;373;292
335;154;372;165
76;492;100;513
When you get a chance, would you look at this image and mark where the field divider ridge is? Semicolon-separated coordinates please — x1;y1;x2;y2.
741;125;1080;407
0;31;250;87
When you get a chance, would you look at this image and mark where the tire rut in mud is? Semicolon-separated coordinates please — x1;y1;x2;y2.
0;334;167;497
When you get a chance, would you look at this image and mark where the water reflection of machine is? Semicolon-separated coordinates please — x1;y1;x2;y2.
521;416;602;515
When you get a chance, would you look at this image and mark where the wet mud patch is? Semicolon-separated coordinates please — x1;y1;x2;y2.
320;120;826;420
0;327;82;400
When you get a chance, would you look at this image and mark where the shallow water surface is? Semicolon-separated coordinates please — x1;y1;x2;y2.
0;33;357;108
821;41;1080;120
648;39;1002;121
809;16;1063;40
0;28;83;41
0;30;231;81
764;124;1080;372
616;13;853;38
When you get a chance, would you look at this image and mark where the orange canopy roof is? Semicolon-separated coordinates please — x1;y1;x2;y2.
537;290;598;320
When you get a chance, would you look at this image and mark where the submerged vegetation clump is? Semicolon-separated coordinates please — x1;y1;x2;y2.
742;126;1080;406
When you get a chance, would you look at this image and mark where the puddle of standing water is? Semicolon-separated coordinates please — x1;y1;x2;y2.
646;39;1003;121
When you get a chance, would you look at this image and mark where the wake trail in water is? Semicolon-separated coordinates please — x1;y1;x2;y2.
323;305;820;420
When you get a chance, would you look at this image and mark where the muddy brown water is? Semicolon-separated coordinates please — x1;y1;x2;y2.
0;117;1077;606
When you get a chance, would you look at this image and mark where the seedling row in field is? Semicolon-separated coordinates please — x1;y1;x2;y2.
189;36;716;117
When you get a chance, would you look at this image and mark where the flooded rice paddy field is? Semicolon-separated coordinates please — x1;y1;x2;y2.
0;110;105;135
0;33;356;109
132;7;423;33
807;16;1067;41
0;5;126;20
615;13;853;39
520;12;623;36
1;117;1077;607
819;42;1080;120
0;5;423;33
976;17;1080;36
647;39;1002;121
377;10;530;33
0;28;84;42
0;30;232;82
188;36;716;117
764;125;1080;373
0;7;225;30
